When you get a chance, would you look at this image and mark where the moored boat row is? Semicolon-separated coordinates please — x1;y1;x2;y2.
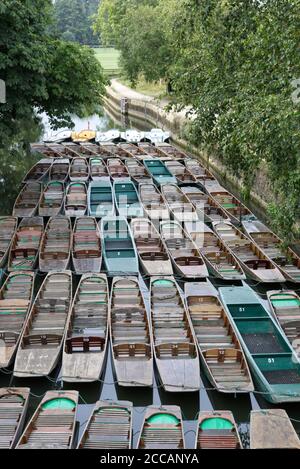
1;387;299;449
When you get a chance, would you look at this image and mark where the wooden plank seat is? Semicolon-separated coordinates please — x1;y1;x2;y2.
66;336;105;353
79;404;132;449
198;430;240;449
16;391;78;449
0;390;29;449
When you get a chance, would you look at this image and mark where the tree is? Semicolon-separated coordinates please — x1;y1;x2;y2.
169;0;300;240
0;0;106;148
94;0;173;86
53;0;100;45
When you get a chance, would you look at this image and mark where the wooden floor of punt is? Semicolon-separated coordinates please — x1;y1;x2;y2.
111;278;152;386
16;391;78;449
0;272;34;367
186;286;252;392
62;274;108;382
14;272;72;377
0;389;29;449
138;407;185;449
196;412;242;449
79;402;132;449
268;290;300;353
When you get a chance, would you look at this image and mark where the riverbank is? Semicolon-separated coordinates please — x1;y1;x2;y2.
104;79;277;227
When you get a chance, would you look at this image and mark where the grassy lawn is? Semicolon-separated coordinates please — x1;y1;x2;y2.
120;76;167;98
93;48;120;74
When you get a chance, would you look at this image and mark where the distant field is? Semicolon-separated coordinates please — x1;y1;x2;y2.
93;47;120;75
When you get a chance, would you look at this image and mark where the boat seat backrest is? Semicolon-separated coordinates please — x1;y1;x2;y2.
66;336;105;353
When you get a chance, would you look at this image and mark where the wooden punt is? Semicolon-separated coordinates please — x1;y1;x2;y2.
62;143;83;158
39;217;72;272
114;180;144;219
164;160;196;183
139;183;170;221
137;405;185;449
90;157;109;181
180;184;230;223
219;286;300;403
49;158;70;182
185;281;253;393
65;182;87;217
213;221;285;282
0;388;30;449
243;219;300;282
62;274;108;382
144;160;177;186
72;129;96;143
78;400;133;449
108;146;129;159
31;143;50;154
110;277;153;387
185;158;217;184
80;143;105;155
107;158;130;180
0;217;18;268
150;276;200;392
47;143;68;156
8;217;44;272
185;221;245;280
39;181;64;217
208;188;254;224
161;184;199;223
119;143;147;159
155;143;186;160
138;143;166;159
69;157;90;182
160;220;208;279
98;143;116;157
101;216;139;276
0;272;35;368
88;180;115;218
196;411;242;449
72;217;102;274
131;218;173;276
125;158;152;184
250;409;300;449
23;158;53;183
267;290;300;356
16;390;78;449
14;271;72;378
13;182;42;218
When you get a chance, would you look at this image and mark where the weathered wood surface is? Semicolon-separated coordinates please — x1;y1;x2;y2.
250;409;300;449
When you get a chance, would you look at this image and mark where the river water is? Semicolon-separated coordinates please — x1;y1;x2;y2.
1;109;300;449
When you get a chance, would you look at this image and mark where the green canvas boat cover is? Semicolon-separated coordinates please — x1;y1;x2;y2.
42;398;76;410
147;413;180;425
153;279;174;287
200;418;233;430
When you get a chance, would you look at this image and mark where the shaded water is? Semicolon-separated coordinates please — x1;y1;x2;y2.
1;109;300;449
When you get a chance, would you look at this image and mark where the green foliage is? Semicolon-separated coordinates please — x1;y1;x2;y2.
53;0;100;45
94;0;171;85
170;0;300;239
0;0;106;148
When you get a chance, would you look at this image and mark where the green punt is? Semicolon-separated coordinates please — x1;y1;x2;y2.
219;286;300;404
100;216;139;276
88;180;115;218
113;181;144;219
144;160;177;186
